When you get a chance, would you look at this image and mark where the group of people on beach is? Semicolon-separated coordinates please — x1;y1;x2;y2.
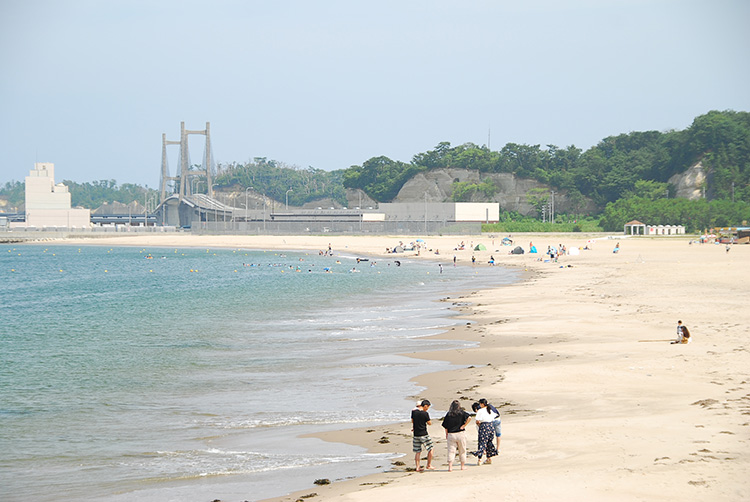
411;398;501;472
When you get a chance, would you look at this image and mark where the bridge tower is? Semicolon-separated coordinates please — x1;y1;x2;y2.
159;121;214;203
160;133;181;204
178;121;213;200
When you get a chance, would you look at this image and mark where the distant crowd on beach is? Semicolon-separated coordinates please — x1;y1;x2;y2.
411;398;502;472
392;236;605;270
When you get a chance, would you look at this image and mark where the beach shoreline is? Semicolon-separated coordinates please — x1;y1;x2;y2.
260;235;749;502
20;233;750;501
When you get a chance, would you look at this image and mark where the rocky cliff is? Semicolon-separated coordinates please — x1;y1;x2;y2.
389;168;597;216
344;189;378;209
344;162;708;216
668;160;707;200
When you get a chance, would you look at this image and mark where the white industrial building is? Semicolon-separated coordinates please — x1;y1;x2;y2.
21;163;90;228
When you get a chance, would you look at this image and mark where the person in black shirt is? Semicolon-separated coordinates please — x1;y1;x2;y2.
411;399;434;471
441;400;472;471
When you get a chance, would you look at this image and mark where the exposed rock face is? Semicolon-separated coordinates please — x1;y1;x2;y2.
393;168;597;216
344;189;378;209
669;160;706;200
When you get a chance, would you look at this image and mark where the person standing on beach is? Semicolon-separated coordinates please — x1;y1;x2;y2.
441;400;472;471
411;399;434;471
470;402;498;465
479;398;502;451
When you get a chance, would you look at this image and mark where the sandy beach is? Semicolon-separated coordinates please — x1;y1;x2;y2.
46;232;750;501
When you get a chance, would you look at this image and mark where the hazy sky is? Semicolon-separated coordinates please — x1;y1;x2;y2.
2;0;748;188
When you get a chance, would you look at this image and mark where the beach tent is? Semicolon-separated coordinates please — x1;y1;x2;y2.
393;246;404;253
474;243;486;251
511;246;524;255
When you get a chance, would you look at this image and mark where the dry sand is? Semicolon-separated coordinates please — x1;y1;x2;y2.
53;233;750;501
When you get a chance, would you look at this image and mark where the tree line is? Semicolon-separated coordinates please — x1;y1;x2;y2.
0;179;157;211
343;110;750;208
341;110;750;231
212;158;347;207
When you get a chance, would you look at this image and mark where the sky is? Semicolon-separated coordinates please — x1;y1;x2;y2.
1;0;749;188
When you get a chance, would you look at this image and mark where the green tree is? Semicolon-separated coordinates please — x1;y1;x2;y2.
623;180;670;200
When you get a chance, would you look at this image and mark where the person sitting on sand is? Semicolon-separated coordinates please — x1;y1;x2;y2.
470;402;498;465
671;320;691;344
441;400;472;471
479;398;502;451
411;400;434;471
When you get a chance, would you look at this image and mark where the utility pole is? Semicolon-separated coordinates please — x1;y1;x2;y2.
550;191;555;223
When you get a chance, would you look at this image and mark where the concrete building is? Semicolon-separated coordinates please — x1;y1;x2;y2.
377;202;499;223
155;195;498;234
22;163;90;228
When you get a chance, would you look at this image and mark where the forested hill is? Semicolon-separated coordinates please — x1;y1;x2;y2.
343;110;750;206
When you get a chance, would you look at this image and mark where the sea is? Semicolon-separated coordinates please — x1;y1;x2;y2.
0;244;518;501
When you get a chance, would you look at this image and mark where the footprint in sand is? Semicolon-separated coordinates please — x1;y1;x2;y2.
692;399;719;408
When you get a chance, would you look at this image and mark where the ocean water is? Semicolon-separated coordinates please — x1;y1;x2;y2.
0;244;518;501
